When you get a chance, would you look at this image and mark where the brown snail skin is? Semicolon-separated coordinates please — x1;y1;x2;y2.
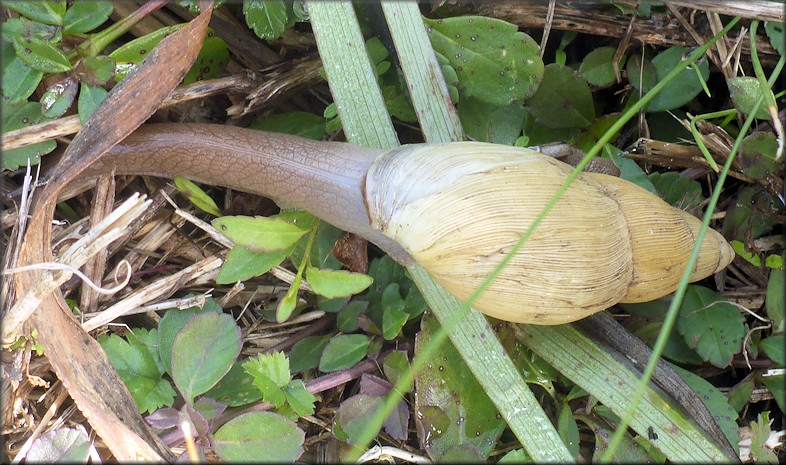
87;123;734;325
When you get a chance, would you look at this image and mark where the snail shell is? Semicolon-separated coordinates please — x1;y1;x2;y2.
365;142;734;325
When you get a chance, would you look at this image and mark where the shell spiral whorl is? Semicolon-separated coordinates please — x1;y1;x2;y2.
364;143;734;325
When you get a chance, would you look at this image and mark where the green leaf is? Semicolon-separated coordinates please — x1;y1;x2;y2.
250;111;326;141
25;428;91;463
213;215;308;253
424;15;544;106
722;186;779;241
63;0;112;34
670;364;740;454
75;56;116;86
212;412;305;462
171;312;242;403
98;330;176;413
243;0;292;41
244;352;291;388
749;412;779;463
158;301;220;374
382;351;410;389
647;46;710;112
174;177;221;216
305;267;373;299
1;102;57;170
731;240;762;267
243;364;286;407
289;335;330;373
759;335;785;366
579;46;620;88
319;334;370;372
77;84;108;124
216;246;291;285
414;313;505;460
738;132;782;181
14;37;71;73
382;307;408;341
40;77;78;119
765;255;784;270
182;35;229;85
677;285;745;368
764;21;784;56
459;97;525;144
766;268;784;331
2;54;43;104
761;373;785;413
204;362;263;406
727;76;772;120
5;1;65;25
283;380;316;416
526;63;595;129
333;394;384;445
648;171;705;209
626;52;657;94
497;449;532;463
109;24;184;65
557;402;580;459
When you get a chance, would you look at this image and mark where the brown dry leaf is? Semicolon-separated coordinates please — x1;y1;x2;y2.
8;2;214;461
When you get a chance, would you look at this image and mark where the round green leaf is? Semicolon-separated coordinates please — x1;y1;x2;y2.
2;102;56;170
625;53;656;94
289;335;330;373
526;63;595;129
727;77;772;120
738;132;781;180
764;21;784;56
171;312;241;403
319;334;369;372
677;286;745;368
77;84;108;124
213;215;308;253
424;15;544;106
579;46;620;87
647;46;709;112
305;266;373;299
2;55;43;104
212;412;305;463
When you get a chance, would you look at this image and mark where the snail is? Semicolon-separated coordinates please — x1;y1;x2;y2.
84;123;734;325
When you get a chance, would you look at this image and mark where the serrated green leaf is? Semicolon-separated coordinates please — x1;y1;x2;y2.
245;368;286;407
526;63;595;129
77;84;108;124
319;334;369;372
647;46;710;112
212;412;305;462
459;97;525;144
579;46;620;88
2;54;43;104
305;267;373;299
243;0;292;40
213;215;308;253
283;380;316;416
13;37;71;73
98;330;176;413
289;335;330;373
63;0;112;34
171;312;242;403
244;352;291;388
216;246;291;285
40;77;78;119
677;285;745;368
5;1;65;25
204;362;263;406
648;171;705;209
749;412;779;463
250;111;326;141
2;102;56;170
174;177;221;216
424;15;543;106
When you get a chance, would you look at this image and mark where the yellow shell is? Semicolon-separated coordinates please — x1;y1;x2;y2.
365;143;734;325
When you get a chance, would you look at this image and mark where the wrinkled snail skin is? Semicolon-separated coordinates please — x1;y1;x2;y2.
91;123;734;325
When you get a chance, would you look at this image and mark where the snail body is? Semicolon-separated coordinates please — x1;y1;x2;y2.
91;124;734;325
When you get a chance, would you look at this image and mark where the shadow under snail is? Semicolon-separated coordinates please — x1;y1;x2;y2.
84;123;734;325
